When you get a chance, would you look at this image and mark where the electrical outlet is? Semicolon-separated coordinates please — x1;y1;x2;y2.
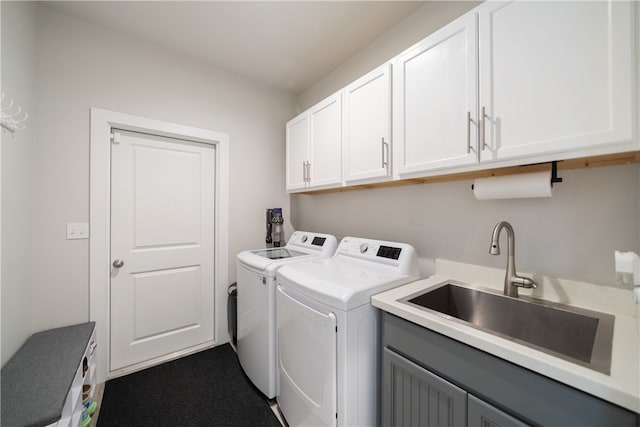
67;223;89;240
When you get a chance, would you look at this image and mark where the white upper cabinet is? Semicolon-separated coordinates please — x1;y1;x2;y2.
309;93;342;188
286;0;637;192
286;92;342;192
286;112;310;191
478;1;635;163
394;11;478;177
343;63;392;183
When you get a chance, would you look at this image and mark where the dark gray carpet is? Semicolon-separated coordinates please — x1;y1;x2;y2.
97;344;282;426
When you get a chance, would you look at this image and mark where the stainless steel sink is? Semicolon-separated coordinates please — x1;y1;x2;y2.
401;282;614;374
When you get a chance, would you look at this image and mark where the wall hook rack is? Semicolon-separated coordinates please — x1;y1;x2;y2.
1;92;29;134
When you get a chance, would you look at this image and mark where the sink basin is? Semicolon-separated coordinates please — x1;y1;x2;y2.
401;282;614;374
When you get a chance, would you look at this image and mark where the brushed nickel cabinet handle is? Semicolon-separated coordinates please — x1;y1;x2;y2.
481;106;487;151
381;138;389;168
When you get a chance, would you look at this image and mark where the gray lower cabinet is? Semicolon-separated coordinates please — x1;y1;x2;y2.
467;395;528;427
383;347;467;427
381;312;639;427
383;347;527;427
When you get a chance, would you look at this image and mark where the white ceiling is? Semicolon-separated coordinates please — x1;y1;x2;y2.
43;1;426;94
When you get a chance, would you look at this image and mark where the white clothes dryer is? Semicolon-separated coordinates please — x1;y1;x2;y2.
236;231;337;398
276;237;419;427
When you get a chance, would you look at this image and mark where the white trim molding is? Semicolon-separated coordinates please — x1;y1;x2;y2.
89;108;229;382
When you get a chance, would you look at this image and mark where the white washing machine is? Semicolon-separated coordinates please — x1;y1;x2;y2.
236;231;337;398
276;236;419;426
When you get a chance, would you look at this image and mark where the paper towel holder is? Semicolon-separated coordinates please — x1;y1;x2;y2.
470;161;563;191
550;161;563;186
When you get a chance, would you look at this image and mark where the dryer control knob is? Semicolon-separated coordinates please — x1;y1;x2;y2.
359;243;369;254
302;235;308;243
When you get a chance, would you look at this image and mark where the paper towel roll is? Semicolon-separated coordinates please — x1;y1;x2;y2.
473;171;553;200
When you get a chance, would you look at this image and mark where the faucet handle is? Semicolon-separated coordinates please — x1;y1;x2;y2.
512;275;538;289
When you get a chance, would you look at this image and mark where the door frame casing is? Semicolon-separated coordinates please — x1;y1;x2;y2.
89;107;229;383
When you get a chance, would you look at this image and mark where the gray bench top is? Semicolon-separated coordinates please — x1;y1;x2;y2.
1;322;96;427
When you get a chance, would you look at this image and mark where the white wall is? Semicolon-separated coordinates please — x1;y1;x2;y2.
1;1;37;366
32;5;296;333
292;1;640;287
292;164;640;286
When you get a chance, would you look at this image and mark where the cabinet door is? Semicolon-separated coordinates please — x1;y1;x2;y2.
382;348;467;427
343;63;392;183
286;112;309;191
308;92;343;189
394;11;478;177
478;1;635;162
468;394;530;427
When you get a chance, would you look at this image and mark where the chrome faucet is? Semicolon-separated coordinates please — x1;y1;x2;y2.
490;221;538;298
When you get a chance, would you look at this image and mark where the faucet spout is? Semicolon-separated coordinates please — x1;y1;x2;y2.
490;221;513;256
489;221;537;298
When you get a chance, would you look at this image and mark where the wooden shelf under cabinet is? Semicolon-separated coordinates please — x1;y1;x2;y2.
296;151;640;195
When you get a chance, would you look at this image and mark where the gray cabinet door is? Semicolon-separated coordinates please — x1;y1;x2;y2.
382;347;467;427
468;394;529;427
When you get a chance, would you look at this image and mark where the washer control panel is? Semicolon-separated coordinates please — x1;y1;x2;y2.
353;241;401;260
287;231;338;255
377;245;403;260
337;237;418;275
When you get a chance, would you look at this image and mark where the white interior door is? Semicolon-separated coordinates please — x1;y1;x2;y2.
110;129;215;371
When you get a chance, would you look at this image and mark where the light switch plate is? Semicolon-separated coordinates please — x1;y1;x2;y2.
67;222;89;240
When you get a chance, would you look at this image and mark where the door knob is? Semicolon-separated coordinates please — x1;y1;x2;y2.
112;259;124;268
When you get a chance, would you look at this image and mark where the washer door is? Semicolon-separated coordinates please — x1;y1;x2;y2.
277;285;337;426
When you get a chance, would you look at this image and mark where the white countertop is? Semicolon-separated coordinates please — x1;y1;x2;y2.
371;259;640;413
